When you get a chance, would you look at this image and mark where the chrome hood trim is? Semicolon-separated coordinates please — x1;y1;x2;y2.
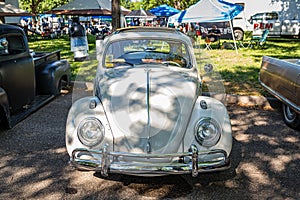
145;68;151;153
98;65;198;155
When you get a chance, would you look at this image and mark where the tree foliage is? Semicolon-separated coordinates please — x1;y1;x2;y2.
19;0;69;14
139;0;198;11
18;0;200;15
121;0;143;10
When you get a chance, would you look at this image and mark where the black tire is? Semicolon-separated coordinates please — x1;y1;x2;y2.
282;104;300;130
0;108;8;130
52;78;62;96
234;29;244;41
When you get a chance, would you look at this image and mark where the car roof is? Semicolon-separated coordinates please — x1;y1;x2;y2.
114;27;180;34
0;24;24;35
108;27;192;44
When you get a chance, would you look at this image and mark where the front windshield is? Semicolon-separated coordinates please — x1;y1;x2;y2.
103;39;191;68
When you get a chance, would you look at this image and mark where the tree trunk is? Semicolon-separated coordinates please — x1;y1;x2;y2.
111;0;121;31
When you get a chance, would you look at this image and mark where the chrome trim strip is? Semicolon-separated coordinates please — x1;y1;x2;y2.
70;147;230;177
190;144;199;177
259;77;300;113
101;145;109;177
145;68;151;153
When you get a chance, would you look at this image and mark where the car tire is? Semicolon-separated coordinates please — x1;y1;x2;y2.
234;29;244;41
282;104;300;130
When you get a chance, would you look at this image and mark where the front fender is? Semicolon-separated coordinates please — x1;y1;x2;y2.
0;88;10;128
50;59;71;85
65;96;113;157
184;96;232;156
36;60;71;95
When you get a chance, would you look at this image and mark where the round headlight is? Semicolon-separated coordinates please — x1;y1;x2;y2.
77;118;105;147
195;118;221;147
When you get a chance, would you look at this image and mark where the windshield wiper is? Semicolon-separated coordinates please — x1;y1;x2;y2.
112;61;134;67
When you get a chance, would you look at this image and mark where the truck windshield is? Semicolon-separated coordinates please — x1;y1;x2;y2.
0;35;26;56
103;39;191;69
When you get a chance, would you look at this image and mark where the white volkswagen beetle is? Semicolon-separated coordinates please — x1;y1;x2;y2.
66;27;232;177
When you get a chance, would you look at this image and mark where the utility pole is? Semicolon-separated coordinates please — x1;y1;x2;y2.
111;0;121;31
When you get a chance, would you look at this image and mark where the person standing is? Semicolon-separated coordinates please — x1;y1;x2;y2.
186;25;197;46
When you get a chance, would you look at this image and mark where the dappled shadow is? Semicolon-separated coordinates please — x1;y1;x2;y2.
0;92;73;199
219;65;265;96
82;105;299;199
227;105;300;199
0;92;300;199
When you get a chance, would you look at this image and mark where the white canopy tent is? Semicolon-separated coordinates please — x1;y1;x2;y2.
0;2;32;16
49;0;130;15
168;0;244;52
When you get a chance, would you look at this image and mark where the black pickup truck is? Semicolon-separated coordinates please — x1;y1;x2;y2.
0;24;71;128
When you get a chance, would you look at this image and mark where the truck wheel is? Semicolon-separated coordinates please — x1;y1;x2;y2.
234;29;244;41
0;109;8;130
52;78;62;96
282;104;300;130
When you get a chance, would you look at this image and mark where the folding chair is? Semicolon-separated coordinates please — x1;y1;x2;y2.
242;30;269;49
237;40;248;49
205;37;212;50
254;29;269;48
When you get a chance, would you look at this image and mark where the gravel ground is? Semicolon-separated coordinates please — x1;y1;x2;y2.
0;89;299;200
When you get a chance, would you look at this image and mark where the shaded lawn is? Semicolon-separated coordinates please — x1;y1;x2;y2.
28;35;300;97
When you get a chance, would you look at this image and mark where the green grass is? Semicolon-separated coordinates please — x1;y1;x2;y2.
28;35;300;97
28;34;98;82
194;37;300;96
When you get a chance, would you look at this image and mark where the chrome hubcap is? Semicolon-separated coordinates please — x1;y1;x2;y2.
285;105;296;121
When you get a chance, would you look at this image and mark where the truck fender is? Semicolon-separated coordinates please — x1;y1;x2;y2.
0;88;11;128
37;60;71;95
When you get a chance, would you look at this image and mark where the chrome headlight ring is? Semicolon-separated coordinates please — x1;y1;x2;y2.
195;117;221;147
77;117;105;147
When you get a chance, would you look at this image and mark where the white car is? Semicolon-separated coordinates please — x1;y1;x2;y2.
66;27;232;177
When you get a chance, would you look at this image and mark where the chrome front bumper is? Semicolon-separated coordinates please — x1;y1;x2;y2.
70;144;230;177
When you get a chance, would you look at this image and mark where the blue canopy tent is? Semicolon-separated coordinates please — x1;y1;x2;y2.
168;0;244;52
149;4;180;17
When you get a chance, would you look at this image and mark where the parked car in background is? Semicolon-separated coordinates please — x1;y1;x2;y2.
0;24;71;128
250;12;300;38
66;27;232;177
260;56;300;130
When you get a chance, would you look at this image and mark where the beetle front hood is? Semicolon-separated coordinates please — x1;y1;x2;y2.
98;65;198;154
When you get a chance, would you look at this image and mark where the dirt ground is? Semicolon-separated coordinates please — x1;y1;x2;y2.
0;90;299;200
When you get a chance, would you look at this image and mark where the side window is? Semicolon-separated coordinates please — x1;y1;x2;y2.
6;35;26;55
0;37;9;55
252;14;263;20
266;13;278;20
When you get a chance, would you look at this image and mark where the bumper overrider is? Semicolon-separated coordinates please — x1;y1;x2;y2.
70;144;230;177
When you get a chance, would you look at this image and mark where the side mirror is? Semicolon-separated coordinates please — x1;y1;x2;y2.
96;36;105;60
248;18;253;24
0;38;9;55
204;63;213;73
